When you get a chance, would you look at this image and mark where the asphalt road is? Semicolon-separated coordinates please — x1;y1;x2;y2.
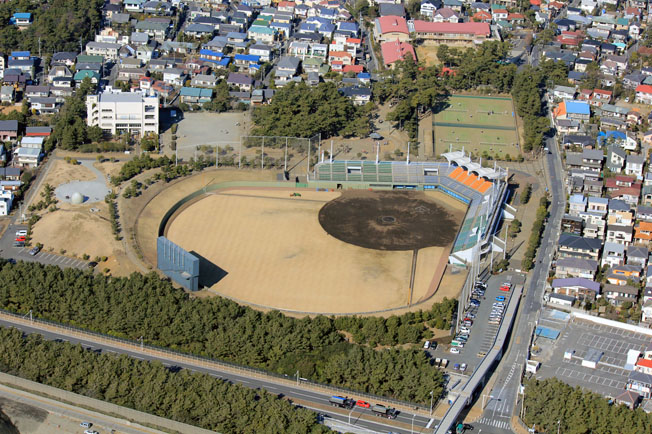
0;317;437;434
474;93;565;434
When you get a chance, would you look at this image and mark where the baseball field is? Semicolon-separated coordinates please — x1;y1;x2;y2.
153;184;466;315
433;95;519;159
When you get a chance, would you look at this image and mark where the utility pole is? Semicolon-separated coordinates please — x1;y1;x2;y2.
139;336;144;350
430;390;434;416
295;370;300;386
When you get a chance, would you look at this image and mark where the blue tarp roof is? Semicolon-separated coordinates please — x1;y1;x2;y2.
13;13;31;19
566;101;590;115
234;54;260;63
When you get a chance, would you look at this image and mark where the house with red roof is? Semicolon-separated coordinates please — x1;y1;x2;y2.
328;51;353;67
342;64;364;74
374;16;410;42
472;10;492;23
507;13;525;24
636;84;652;104
411;21;491;44
637;358;652;375
492;9;508;21
591;88;612;106
380;40;416;68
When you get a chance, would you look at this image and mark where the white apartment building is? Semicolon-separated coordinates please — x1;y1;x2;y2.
86;90;159;136
85;41;122;61
0;189;13;216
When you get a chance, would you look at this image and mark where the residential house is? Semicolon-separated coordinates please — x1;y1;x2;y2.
603;283;639;305
381;40;416;68
606;224;634;245
163;68;185;87
0;86;14;104
30;97;60;115
338;86;372;105
249;44;273;62
606;146;626;172
569;194;587;216
555;257;599;279
562;214;583;235
602;241;626;267
636;84;652;104
626;154;646;179
635;221;652;246
179;87;213;104
553;100;591;121
190;74;217;88
606;264;642;285
627;245;648;267
627;370;652;399
558;233;602;260
551;277;600;302
226;73;253;91
0;120;18;142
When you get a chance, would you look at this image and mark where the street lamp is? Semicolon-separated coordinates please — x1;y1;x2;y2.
411;413;416;434
482;394;496;409
348;407;355;425
430;390;434;416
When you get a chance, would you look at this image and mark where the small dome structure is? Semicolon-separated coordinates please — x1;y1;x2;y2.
70;192;84;205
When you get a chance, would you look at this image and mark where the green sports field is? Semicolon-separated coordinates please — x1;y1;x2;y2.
433;95;520;159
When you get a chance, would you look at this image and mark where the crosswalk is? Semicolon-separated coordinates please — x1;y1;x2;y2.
476;417;511;429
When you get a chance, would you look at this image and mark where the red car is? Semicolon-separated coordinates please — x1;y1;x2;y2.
15;236;25;242
499;286;510;292
356;400;370;408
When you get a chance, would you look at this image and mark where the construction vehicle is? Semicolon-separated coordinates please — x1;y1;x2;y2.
371;404;399;419
290;192;302;197
329;396;355;409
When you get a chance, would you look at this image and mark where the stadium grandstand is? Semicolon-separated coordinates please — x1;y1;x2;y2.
310;150;510;265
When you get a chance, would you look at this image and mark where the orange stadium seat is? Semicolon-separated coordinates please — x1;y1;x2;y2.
463;174;478;187
449;167;463;178
478;181;492;193
470;178;484;190
456;170;470;183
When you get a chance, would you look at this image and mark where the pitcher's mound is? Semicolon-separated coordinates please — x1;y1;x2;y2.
318;190;461;251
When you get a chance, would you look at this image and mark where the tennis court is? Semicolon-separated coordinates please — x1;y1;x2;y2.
433;95;520;158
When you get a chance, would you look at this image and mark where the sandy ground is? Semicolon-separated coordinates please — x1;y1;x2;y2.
134;169;277;268
415;45;441;67
31;202;132;272
0;397;82;434
165;188;462;314
94;160;127;181
28;159;96;208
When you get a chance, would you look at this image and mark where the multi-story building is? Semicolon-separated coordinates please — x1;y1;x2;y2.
86;90;159;136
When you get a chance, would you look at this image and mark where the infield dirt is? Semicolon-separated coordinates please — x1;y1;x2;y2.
164;188;465;314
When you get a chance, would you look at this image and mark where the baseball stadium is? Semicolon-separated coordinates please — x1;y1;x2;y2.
143;151;508;315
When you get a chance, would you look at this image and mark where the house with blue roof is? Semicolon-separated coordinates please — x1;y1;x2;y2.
11;13;31;26
199;49;223;63
10;51;30;60
554;100;590;121
180;87;213;104
298;22;318;34
337;21;359;37
271;22;292;38
306;17;331;28
317;23;335;38
234;54;260;71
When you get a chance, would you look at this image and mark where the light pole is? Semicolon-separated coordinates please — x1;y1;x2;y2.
557;420;560;434
295;370;300;386
430;390;434;416
348;407;355;424
411;413;416;434
482;394;496;409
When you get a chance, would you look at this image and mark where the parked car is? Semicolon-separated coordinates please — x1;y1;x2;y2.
496;296;505;302
80;422;92;429
15;236;25;242
423;340;431;349
29;246;40;256
460;363;467;372
15;230;27;237
13;242;24;248
450;347;460;354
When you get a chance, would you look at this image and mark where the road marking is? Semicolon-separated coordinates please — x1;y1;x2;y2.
426;418;434;428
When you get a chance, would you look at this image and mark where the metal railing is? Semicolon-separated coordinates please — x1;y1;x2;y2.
0;307;431;414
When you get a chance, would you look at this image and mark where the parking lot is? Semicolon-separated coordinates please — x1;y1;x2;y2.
535;316;651;398
428;273;520;373
0;223;89;270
